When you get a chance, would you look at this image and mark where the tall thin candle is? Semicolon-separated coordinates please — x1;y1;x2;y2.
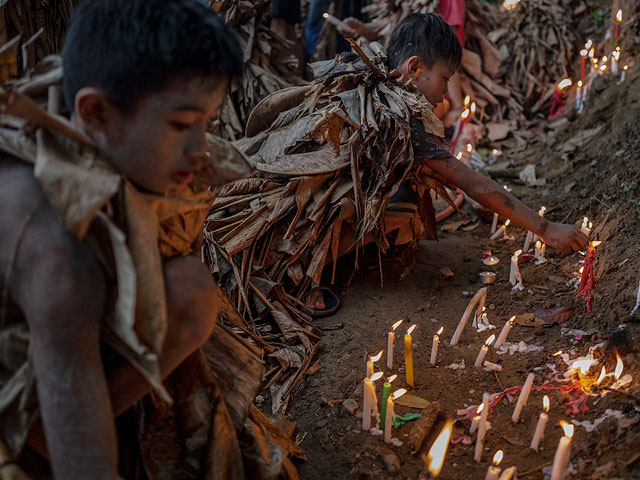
384;388;406;444
512;373;535;423
494;315;516;350
430;327;443;366
474;393;490;462
379;374;397;429
405;325;416;387
530;396;550;451
550;422;574;480
387;319;403;370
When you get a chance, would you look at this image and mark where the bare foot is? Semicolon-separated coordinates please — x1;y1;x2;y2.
305;289;326;310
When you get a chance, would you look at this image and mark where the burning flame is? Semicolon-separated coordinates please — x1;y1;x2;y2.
577;80;583;88
371;350;383;363
558;78;572;90
393;388;407;400
540;206;547;214
591;241;602;248
370;371;384;382
613;50;621;61
470;102;477;114
579;266;584;274
503;0;521;11
543;395;550;412
623;65;629;71
392;319;404;331
456;152;463;160
485;334;496;346
509;315;516;324
600;65;608;72
602;56;608;63
595;366;606;385
407;324;417;336
436;327;444;336
389;374;398;383
588;222;593;229
560;421;574;438
536;240;542;248
466;143;473;153
553;350;563;356
615;354;623;380
464;95;471;106
427;420;453;475
580;49;588;57
514;249;522;257
585;39;593;49
505;219;511;226
616;9;622;22
476;403;485;415
589;48;595;59
571;358;594;375
493;450;504;466
461;109;470;119
492;149;499;155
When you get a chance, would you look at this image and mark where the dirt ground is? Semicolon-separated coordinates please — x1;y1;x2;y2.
271;61;640;479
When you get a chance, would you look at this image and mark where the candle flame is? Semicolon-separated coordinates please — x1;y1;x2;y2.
613;50;620;61
466;143;473;153
591;241;602;247
558;78;572;90
502;0;521;11
580;49;588;57
493;450;504;466
585;39;593;49
536;240;541;248
509;315;517;324
615;354;623;380
464;95;471;105
461;109;470;119
485;334;496;346
492;149;499;155
393;388;407;399
470;102;477;114
588;222;593;229
600;65;608;72
560;421;574;438
543;395;550;412
553;350;563;356
392;319;404;331
623;65;628;71
589;48;595;58
370;371;384;382
371;350;383;363
595;366;606;385
515;249;522;257
476;403;484;414
407;324;417;335
602;56;608;63
616;9;622;22
456;152;463;160
571;358;594;375
583;217;588;224
505;219;511;226
436;327;444;336
322;12;329;18
389;374;398;383
427;419;453;475
579;266;584;274
577;80;583;87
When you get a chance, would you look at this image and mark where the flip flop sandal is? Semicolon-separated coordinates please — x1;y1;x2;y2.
301;286;341;318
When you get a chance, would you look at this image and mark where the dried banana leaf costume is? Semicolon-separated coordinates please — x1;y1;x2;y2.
0;58;303;479
203;42;457;350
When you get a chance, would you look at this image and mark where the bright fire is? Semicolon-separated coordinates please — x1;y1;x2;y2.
461;109;470;119
560;421;574;438
493;450;504;466
392;319;404;331
370;371;384;382
485;334;496;346
371;350;383;362
408;324;417;336
389;374;397;383
476;403;484;415
595;366;606;385
427;420;453;475
571;358;594;375
464;95;471;105
436;327;444;336
591;241;602;248
393;388;407;400
558;78;572;90
616;9;622;22
615;354;624;380
543;395;550;412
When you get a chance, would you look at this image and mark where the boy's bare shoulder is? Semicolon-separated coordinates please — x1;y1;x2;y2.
0;154;106;307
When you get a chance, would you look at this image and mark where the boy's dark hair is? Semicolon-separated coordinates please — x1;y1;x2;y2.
387;13;462;72
62;0;243;113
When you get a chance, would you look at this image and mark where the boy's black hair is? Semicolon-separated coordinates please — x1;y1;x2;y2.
62;0;243;113
387;13;462;72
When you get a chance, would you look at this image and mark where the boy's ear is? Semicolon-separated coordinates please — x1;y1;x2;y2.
405;56;424;77
73;87;114;136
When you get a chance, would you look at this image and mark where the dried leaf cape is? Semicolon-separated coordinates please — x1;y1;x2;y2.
0;56;302;479
203;42;457;403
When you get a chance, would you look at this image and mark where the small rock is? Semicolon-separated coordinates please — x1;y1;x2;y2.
380;451;401;474
342;398;359;416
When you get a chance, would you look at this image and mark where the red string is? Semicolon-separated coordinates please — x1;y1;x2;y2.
577;244;596;312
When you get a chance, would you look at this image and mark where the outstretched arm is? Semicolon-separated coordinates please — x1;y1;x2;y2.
425;152;588;253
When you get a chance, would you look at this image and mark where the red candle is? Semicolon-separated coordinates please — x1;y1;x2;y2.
615;9;622;42
580;49;587;83
577;241;601;312
548;79;572;119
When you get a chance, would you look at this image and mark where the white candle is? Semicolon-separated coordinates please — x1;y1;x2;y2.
580;217;591;236
491;213;499;234
490;219;510;240
322;12;346;29
384;388;406;444
362;376;373;430
494;315;516;350
369;372;382;427
430;327;443;366
532;206;546;244
450;288;487;345
387;320;403;370
474;393;490;462
498;467;517;480
612;48;620;75
509;250;523;288
619;64;628;84
530;395;550;451
475;334;496;367
523;231;533;252
534;241;547;264
550;422;574;480
631;278;640;315
485;450;503;480
470;403;484;433
367;350;383;377
512;373;535;423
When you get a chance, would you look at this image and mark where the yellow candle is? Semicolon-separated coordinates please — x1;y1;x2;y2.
366;349;383;377
405;324;416;387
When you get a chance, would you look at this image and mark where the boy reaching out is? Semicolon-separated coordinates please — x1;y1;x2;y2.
0;0;244;477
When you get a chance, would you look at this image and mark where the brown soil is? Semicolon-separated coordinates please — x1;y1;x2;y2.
267;59;640;479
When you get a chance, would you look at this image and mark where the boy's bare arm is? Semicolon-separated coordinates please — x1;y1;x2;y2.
4;169;120;479
425;153;588;253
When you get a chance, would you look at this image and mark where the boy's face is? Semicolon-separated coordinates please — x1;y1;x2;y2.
403;57;454;107
92;76;227;194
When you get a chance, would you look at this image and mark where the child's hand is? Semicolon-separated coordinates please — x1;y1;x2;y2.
542;223;588;253
338;17;363;38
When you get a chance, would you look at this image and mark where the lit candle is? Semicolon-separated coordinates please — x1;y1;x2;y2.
491;213;499;234
485;450;503;480
549;78;572;118
430;327;443;366
530;395;550;451
450;108;470;150
509;249;523;290
384;388;406;444
366;349;383;377
489;219;511;240
550;421;574;480
474;334;496;367
580;217;591;236
534;240;547;264
470;403;484;434
611;48;620;75
387;319;403;370
523;230;533;252
482;255;500;266
474;393;490;462
450;287;487;345
619;64;628;84
494;315;516;350
426;420;453;477
322;12;346;29
615;9;622;42
532;206;546;244
362;371;383;431
512;373;535;423
580;49;588;83
405;324;416;387
576;80;584;114
379;374;397;429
